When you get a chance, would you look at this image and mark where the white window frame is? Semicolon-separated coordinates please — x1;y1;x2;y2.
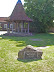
10;24;13;29
4;24;7;29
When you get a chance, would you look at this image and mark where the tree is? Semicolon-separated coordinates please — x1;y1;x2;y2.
24;0;54;33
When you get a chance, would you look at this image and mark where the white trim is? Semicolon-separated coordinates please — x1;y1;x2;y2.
4;24;7;29
10;24;13;28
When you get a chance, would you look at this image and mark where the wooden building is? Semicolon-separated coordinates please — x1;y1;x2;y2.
0;0;32;34
6;0;32;34
0;17;13;31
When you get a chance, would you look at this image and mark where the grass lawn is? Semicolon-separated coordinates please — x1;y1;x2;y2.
0;33;54;72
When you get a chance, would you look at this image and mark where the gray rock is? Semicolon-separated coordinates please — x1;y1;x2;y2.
18;45;43;59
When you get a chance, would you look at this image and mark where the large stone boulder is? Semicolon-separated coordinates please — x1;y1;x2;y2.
18;45;43;59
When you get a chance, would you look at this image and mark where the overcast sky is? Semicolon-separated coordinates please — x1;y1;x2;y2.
0;0;24;17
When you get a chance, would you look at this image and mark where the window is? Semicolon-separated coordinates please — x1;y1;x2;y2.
4;24;7;29
0;23;1;26
10;24;13;28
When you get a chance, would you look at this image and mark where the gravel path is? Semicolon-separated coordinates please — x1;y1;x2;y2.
36;46;50;49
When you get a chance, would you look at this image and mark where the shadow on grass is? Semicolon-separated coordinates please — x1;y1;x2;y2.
17;58;42;63
16;41;26;47
0;33;54;47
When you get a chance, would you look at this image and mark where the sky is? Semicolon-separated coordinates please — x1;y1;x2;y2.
0;0;24;17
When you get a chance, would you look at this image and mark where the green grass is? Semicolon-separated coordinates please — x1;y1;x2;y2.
0;33;54;72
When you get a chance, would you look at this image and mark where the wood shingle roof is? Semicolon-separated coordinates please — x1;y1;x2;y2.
9;0;32;22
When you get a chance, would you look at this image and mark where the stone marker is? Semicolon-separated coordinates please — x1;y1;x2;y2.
18;45;43;59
